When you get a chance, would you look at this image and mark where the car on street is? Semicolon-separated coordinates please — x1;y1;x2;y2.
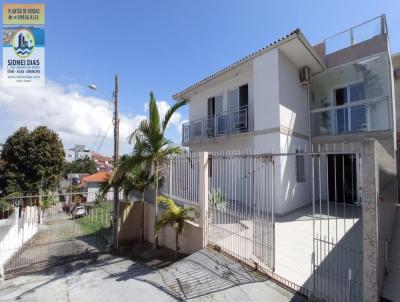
72;205;87;219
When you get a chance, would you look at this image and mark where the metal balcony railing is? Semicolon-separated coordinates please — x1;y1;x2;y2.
182;105;253;144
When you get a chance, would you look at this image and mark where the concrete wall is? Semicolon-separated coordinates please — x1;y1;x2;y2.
362;139;398;301
375;138;398;294
118;201;142;246
143;202;203;255
0;207;39;268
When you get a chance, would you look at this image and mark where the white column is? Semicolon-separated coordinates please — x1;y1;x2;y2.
198;151;209;248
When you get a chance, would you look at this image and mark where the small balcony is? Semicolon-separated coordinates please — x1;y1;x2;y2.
310;96;390;137
182;105;253;145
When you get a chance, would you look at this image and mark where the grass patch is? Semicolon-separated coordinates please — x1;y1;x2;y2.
76;202;113;235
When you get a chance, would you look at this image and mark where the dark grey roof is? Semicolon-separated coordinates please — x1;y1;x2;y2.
173;29;301;100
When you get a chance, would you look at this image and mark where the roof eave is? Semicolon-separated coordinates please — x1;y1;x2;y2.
173;29;304;101
296;32;326;75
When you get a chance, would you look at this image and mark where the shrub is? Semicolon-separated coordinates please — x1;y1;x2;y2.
209;190;226;210
0;199;13;219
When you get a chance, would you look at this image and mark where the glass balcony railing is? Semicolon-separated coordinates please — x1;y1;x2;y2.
182;105;253;144
310;96;390;136
323;15;387;55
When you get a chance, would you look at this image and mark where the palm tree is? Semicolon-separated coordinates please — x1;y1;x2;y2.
129;92;187;249
101;146;152;243
156;196;197;259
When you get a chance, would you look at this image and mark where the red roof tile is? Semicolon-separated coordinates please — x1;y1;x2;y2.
81;171;111;183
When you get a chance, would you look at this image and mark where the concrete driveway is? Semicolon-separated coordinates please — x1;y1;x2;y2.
0;249;305;302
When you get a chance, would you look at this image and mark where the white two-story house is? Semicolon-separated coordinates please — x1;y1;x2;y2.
173;15;396;216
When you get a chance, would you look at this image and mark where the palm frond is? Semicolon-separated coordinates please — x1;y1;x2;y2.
148;92;161;136
156;196;197;233
162;99;188;131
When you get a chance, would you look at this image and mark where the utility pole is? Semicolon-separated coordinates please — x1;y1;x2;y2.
113;74;120;249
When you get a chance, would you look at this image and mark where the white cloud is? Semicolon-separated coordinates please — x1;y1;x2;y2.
0;75;186;155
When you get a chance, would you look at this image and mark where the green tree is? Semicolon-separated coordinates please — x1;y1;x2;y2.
1;126;65;195
156;196;197;259
129;92;187;249
64;157;97;176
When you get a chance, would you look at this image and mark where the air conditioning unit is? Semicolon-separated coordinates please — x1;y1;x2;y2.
299;66;311;86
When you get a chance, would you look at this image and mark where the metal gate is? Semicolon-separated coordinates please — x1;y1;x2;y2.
309;150;363;301
0;193;113;278
207;152;276;272
205;147;364;301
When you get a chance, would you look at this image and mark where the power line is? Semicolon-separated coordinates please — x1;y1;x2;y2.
96;120;113;153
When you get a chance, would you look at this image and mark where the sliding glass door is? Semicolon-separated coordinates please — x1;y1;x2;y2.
334;82;368;134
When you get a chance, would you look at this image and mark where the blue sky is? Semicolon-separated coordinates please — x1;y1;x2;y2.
1;0;400;155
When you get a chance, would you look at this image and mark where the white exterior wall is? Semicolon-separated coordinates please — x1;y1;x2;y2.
186;47;313;215
0;207;39;267
86;183;123;202
189;136;254;153
189;70;254;123
87;183;112;202
276;50;311;215
277;134;311;214
65;149;75;163
253;48;280;132
278;50;309;137
252;49;311;215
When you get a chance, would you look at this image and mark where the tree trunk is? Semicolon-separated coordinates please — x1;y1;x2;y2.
153;165;159;250
175;230;179;260
140;191;145;243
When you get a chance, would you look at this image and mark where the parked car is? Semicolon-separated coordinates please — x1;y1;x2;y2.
72;206;87;219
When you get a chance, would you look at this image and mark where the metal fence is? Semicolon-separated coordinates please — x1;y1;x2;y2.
207;151;275;273
0;192;113;278
168;152;199;205
198;145;364;301
309;147;363;301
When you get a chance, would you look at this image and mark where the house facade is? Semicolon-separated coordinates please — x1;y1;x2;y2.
65;144;92;163
174;15;396;216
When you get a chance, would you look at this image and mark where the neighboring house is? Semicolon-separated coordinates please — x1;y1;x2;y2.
92;152;114;172
174;16;396;216
81;171;112;202
65;145;92;163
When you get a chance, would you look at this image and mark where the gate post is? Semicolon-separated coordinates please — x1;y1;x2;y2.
361;139;379;302
198;152;209;248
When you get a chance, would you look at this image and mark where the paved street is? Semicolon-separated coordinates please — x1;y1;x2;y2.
4;205;111;277
0;248;306;302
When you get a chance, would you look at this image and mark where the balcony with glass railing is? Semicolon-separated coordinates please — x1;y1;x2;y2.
315;15;387;57
182;105;253;144
310;96;390;137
